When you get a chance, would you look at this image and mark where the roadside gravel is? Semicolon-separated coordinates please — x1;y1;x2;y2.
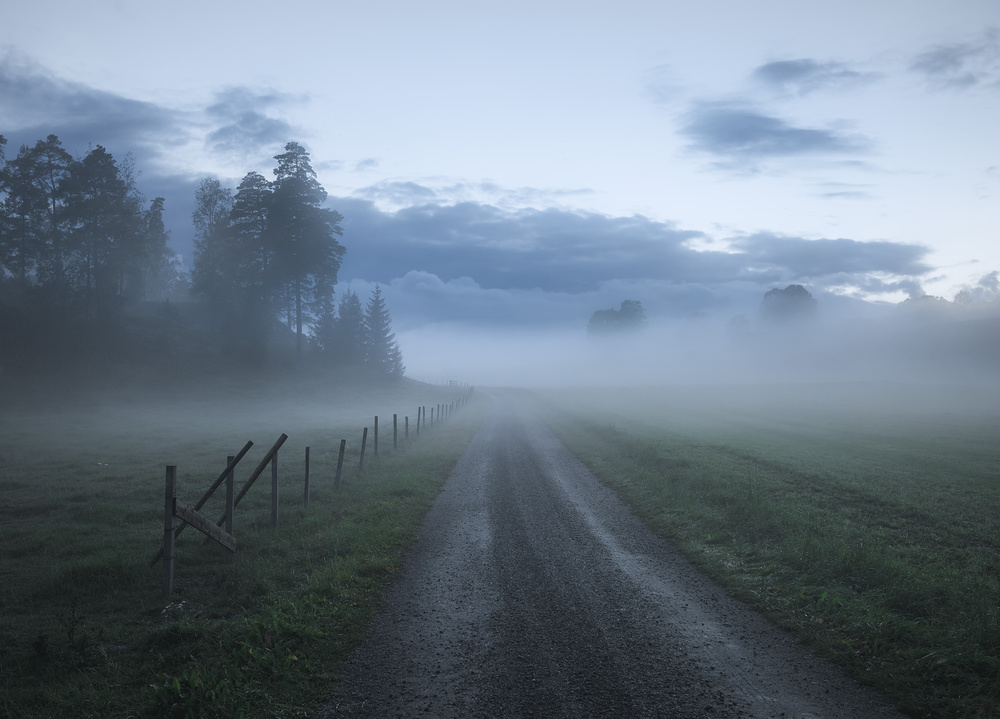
319;392;908;718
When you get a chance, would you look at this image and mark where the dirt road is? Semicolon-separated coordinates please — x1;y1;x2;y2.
320;393;907;718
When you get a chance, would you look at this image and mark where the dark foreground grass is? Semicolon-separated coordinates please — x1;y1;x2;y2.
531;383;1000;719
0;378;485;719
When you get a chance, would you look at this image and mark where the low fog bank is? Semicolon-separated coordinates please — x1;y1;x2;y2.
400;305;1000;389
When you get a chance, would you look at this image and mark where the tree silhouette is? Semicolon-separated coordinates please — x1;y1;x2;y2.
758;284;817;323
269;142;345;366
587;299;647;334
363;284;404;377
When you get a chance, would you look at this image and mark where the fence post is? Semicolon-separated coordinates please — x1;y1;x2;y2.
374;416;379;457
225;456;234;563
335;439;346;487
162;466;176;597
393;414;398;450
304;447;310;509
405;416;409;441
416;406;421;435
360;427;368;471
271;453;279;528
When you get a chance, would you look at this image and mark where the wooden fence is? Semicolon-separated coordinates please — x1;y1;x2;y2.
153;388;474;597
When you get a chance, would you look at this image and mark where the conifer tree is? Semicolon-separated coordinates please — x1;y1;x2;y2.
363;284;404;377
269;142;345;365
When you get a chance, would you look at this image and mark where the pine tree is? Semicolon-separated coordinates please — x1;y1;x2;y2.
363;284;404;377
269;142;345;366
327;288;365;366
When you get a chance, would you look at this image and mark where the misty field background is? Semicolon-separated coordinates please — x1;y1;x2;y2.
534;381;1000;718
0;375;482;718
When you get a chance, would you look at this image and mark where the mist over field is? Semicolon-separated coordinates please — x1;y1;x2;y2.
401;301;1000;389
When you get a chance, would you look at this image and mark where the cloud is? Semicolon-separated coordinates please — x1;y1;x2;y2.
354;158;379;171
332;196;931;329
730;233;930;279
204;87;299;161
0;54;189;162
641;63;686;104
353;180;440;207
752;59;879;95
353;179;595;213
910;29;1000;90
680;102;871;164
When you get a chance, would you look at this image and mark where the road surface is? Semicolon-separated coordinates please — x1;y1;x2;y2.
320;393;907;718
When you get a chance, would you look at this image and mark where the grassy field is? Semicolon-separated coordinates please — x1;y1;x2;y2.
0;372;484;718
531;381;1000;719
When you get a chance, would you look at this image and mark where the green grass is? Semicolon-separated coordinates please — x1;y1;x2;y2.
0;376;484;718
530;382;1000;719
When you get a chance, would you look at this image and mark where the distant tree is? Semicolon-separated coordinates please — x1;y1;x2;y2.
26;136;73;296
1;136;73;294
190;177;235;306
587;299;647;334
363;284;404;376
0;134;7;283
140;196;186;301
268;142;345;366
758;284;817;323
60;145;144;302
323;288;365;365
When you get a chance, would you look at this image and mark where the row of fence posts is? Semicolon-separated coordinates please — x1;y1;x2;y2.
156;389;473;597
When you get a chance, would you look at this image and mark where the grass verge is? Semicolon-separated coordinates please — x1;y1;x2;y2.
530;383;1000;719
0;378;485;718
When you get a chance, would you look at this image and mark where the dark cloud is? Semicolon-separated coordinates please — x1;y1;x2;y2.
910;29;1000;90
0;56;204;260
0;55;189;162
334;197;719;294
680;102;871;163
204;87;298;160
731;233;930;279
753;59;879;95
331;197;930;327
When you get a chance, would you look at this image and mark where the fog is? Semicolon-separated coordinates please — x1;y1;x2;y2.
400;303;1000;389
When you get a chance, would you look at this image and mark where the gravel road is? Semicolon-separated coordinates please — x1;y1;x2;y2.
320;393;908;718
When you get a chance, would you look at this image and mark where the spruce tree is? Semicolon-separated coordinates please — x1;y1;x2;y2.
329;288;365;366
363;284;404;377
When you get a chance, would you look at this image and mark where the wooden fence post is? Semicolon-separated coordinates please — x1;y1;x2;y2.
304;447;310;509
271;453;279;528
162;466;176;597
393;414;398;450
374;416;379;457
360;427;368;471
225;456;234;563
335;439;346;487
416;406;421;434
405;416;409;440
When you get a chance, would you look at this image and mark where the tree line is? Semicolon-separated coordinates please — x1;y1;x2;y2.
190;141;403;375
0;133;183;310
0;133;404;377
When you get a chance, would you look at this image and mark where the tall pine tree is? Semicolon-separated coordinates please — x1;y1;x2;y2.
269;142;345;366
363;284;404;377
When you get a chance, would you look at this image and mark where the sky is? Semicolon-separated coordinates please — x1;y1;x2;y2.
2;0;999;380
